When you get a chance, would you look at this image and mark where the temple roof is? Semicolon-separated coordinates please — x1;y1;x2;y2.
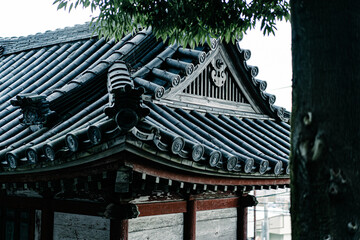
0;24;290;188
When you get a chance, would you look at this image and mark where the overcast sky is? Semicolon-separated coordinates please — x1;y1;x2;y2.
0;0;292;111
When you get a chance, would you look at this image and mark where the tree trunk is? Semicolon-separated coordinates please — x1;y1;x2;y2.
291;1;360;239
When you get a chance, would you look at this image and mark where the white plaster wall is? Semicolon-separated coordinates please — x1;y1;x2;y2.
53;212;110;240
129;213;184;240
196;208;237;240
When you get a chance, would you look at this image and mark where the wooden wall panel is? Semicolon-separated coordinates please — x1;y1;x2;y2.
53;212;110;240
128;213;183;240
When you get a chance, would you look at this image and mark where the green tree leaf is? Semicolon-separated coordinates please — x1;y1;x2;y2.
54;0;290;46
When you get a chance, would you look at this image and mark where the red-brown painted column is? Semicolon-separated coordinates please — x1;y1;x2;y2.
184;198;197;240
237;193;257;240
253;190;257;239
237;206;248;240
29;210;36;240
110;219;128;240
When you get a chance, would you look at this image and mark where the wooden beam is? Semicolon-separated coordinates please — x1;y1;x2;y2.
137;201;187;217
0;196;182;218
52;199;106;216
137;197;241;217
0;149;289;192
126;157;290;186
0;195;252;216
0;196;44;209
0;196;107;217
0;195;109;224
184;198;197;240
196;197;239;211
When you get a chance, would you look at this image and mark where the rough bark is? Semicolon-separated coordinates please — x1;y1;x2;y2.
291;1;360;239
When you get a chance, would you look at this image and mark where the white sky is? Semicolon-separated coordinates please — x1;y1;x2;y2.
0;0;292;111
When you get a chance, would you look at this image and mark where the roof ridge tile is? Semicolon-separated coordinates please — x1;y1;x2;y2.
0;23;96;55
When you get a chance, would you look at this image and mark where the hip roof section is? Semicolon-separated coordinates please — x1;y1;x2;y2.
0;24;290;187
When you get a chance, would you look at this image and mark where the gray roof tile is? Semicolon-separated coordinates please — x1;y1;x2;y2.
0;24;290;182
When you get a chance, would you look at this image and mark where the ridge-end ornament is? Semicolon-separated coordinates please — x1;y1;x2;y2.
10;94;54;131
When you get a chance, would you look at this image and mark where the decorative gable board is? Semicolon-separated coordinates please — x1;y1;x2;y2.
160;45;263;115
182;63;249;103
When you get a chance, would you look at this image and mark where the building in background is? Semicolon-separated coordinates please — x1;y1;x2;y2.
248;189;291;240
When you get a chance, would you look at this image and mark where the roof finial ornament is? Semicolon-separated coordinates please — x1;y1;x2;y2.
104;60;150;132
10;94;53;131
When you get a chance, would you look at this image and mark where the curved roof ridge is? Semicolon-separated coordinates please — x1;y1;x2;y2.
0;23;95;56
128;40;215;100
233;42;290;122
47;28;153;105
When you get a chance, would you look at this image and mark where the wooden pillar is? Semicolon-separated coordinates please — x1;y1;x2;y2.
237;206;248;240
40;203;54;240
253;190;257;239
237;193;257;240
184;198;197;240
29;210;36;240
110;219;128;240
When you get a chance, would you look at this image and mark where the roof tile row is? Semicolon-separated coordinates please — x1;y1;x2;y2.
0;24;290;181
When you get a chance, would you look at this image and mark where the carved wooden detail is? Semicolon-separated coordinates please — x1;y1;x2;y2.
210;57;227;87
183;63;249;103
